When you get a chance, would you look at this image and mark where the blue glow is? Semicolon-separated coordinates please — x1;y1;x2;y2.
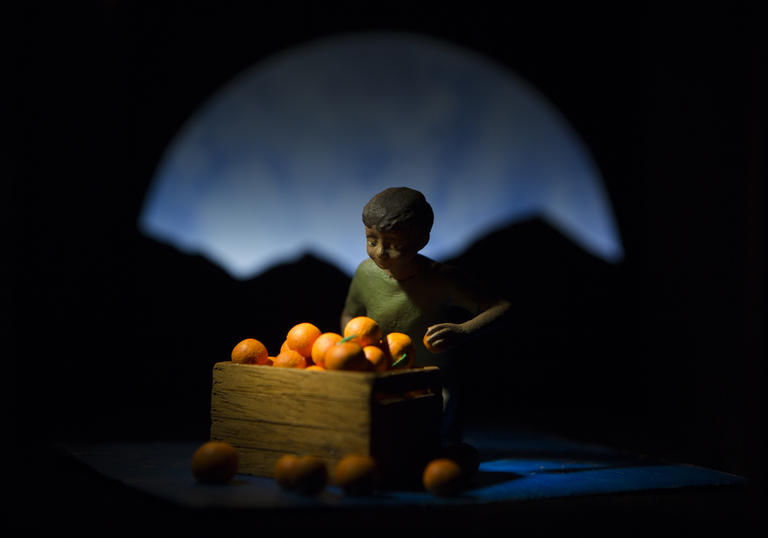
139;33;624;279
66;442;744;508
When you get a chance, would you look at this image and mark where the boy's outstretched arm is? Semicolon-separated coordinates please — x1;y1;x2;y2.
424;298;511;353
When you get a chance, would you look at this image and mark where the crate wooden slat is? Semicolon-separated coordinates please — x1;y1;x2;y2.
210;362;443;488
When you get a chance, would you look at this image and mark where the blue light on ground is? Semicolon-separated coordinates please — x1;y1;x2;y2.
139;33;624;279
63;433;744;508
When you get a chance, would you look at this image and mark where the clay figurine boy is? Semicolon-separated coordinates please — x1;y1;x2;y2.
341;187;510;443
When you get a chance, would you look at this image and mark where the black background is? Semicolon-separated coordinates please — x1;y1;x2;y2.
13;1;764;501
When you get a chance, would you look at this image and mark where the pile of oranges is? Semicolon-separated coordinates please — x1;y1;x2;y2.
216;316;484;497
230;316;416;372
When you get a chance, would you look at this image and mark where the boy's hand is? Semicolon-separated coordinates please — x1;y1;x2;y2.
424;323;470;353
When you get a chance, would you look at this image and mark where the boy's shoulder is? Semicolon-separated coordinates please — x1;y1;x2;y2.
354;258;379;277
424;257;493;298
422;257;467;281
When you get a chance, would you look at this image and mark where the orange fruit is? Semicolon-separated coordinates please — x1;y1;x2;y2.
422;458;464;496
274;454;300;490
333;454;378;496
385;332;415;369
279;455;327;496
306;365;325;371
280;340;292;353
343;316;382;348
191;441;239;484
324;341;373;371
273;349;308;369
311;332;343;367
231;338;269;365
441;442;480;475
363;345;389;372
422;331;442;354
286;322;322;358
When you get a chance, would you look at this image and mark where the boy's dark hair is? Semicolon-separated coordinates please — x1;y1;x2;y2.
362;187;434;235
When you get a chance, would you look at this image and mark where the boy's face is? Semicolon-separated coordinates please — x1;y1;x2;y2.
365;226;426;277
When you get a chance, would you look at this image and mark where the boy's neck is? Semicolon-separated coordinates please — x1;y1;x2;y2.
383;255;427;281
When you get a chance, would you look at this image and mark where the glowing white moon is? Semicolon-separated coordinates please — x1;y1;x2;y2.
139;32;623;279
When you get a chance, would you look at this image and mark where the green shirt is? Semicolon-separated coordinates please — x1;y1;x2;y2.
343;256;487;367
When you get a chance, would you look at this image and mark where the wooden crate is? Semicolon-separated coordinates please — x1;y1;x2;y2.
210;362;443;488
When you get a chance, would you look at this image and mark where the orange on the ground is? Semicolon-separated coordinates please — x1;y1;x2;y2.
422;458;463;496
288;455;328;496
191;441;239;484
333;454;378;496
274;454;300;490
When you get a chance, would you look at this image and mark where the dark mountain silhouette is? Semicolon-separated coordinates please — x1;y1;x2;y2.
100;232;352;441
446;215;622;327
17;216;647;443
441;217;645;431
18;223;355;442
